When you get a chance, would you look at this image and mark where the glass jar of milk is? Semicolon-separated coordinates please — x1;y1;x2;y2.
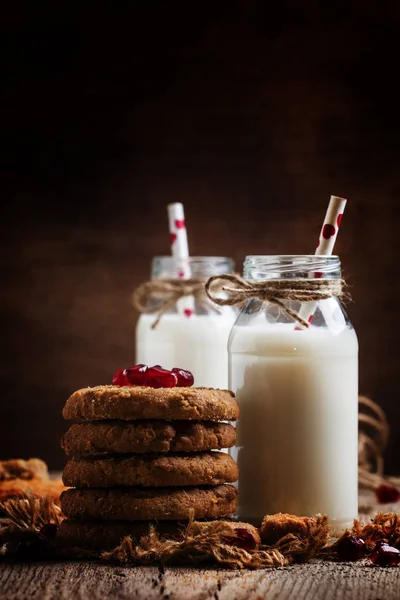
136;256;236;389
229;255;358;532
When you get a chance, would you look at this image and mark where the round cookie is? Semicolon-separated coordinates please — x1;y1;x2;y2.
60;485;237;521
62;420;236;456
62;385;239;422
57;518;260;551
62;452;238;488
57;519;186;549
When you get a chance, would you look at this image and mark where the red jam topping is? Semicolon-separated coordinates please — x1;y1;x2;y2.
112;364;194;388
124;364;148;385
171;368;195;387
112;368;129;386
146;366;178;388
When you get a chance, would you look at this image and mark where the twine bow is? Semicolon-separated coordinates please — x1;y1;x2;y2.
132;278;219;328
206;273;345;328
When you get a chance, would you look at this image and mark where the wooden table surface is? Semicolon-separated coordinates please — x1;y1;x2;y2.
1;485;399;600
1;559;400;600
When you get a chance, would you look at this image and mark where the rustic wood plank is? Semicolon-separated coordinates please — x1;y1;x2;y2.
1;561;400;600
0;563;160;600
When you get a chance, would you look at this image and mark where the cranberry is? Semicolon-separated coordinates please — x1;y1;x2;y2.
39;523;58;541
375;484;400;504
223;528;258;551
336;535;366;561
124;364;148;386
146;366;178;388
112;368;129;386
371;542;400;567
171;368;194;387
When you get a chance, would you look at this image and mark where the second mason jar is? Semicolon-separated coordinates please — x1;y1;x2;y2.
228;255;359;532
136;256;236;389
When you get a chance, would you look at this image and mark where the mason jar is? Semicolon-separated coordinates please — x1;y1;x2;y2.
136;256;236;389
228;255;358;532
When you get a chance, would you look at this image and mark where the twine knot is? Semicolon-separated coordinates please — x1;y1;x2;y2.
205;273;345;328
132;278;218;328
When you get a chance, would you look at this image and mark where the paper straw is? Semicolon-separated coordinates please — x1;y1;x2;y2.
315;195;347;257
297;195;347;327
167;203;195;317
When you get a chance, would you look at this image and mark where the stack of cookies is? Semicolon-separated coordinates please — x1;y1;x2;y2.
58;385;239;550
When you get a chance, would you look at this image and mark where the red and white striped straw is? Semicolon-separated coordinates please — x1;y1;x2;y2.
297;195;347;326
167;203;195;317
315;195;347;257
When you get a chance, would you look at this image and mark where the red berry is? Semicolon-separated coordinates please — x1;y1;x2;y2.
112;368;129;386
336;535;366;561
371;542;400;567
171;368;194;387
124;364;148;386
223;528;258;551
146;366;178;388
39;523;58;541
375;484;400;504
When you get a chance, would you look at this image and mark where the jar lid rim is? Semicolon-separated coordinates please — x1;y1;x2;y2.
153;256;234;261
245;255;339;259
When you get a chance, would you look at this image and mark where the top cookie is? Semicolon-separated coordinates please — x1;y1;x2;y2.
63;385;239;422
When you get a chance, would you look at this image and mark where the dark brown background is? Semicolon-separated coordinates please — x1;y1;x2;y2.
1;1;399;472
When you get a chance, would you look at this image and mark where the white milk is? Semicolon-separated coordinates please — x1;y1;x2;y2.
136;309;236;389
229;321;358;531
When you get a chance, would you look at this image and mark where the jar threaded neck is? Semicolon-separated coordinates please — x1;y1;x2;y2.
243;255;341;280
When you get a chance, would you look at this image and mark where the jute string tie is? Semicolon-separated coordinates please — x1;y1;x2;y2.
358;395;390;488
132;278;219;328
206;273;345;328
